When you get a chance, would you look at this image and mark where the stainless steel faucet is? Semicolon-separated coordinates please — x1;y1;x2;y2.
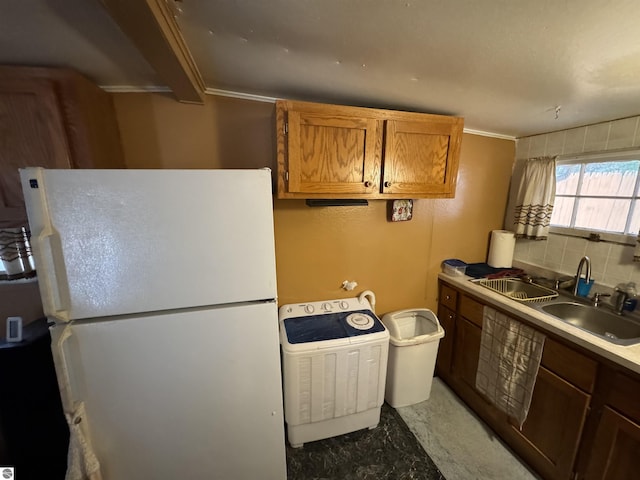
573;256;591;296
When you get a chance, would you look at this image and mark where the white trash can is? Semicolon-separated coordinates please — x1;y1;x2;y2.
381;309;445;408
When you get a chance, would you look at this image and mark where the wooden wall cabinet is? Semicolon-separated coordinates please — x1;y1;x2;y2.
436;280;624;480
275;100;463;199
0;66;125;228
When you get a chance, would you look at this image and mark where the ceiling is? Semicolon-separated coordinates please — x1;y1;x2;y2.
2;0;640;138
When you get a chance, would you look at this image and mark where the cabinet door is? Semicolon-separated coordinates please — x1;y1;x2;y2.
436;303;455;378
285;108;382;195
584;407;640;480
276;99;463;199
509;366;590;480
450;315;506;425
382;118;462;197
0;77;71;226
451;316;482;390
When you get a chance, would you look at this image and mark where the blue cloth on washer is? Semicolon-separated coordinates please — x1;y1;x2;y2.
283;309;384;343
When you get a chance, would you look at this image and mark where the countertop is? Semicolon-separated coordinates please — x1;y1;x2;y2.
0;317;49;350
439;272;640;375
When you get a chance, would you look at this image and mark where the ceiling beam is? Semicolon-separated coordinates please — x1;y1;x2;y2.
101;0;205;104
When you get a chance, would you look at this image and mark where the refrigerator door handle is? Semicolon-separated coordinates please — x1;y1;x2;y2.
52;326;103;478
53;326;79;411
39;231;69;318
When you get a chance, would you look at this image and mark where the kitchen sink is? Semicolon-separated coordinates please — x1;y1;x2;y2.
540;302;640;346
475;278;558;303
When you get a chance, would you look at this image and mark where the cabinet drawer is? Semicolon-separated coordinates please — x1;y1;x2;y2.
459;294;484;328
540;337;597;394
606;372;640;423
439;284;457;311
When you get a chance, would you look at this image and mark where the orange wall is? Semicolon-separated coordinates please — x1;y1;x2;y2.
113;93;275;170
427;134;516;308
112;93;514;315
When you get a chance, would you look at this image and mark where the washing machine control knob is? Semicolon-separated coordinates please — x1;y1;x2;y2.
304;304;315;314
339;301;349;310
321;302;332;312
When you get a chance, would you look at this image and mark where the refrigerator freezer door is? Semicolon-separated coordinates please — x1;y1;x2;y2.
20;168;277;321
51;301;286;480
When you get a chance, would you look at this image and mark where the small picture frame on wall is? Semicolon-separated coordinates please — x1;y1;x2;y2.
389;199;413;222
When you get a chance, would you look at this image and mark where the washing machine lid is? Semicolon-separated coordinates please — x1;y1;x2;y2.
283;309;385;344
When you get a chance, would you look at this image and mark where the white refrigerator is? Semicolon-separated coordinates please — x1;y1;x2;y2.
19;167;287;480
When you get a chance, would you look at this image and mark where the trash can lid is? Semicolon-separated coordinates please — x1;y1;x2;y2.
381;309;444;346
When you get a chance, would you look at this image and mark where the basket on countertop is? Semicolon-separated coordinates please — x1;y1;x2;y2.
477;278;558;303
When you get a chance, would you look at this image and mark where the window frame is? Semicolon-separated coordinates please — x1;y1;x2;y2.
550;149;640;246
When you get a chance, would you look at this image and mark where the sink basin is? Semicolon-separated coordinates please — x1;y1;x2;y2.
475;278;558;303
541;302;640;346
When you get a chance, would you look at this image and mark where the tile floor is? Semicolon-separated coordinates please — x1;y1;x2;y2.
397;377;542;480
286;403;444;480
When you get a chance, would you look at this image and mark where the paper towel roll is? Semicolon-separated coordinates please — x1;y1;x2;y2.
487;230;516;268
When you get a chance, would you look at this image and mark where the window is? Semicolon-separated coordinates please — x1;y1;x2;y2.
551;151;640;239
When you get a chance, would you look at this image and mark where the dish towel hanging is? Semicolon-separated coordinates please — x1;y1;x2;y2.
513;156;557;240
475;306;545;429
65;402;103;480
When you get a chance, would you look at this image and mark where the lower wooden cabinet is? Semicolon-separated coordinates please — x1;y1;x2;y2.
437;279;640;480
435;303;455;377
580;370;640;480
451;316;481;390
508;367;590;480
584;406;640;480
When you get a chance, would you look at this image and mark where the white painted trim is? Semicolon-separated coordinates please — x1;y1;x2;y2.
462;128;516;140
204;88;277;103
99;85;517;140
557;148;640;163
100;85;172;93
549;226;636;246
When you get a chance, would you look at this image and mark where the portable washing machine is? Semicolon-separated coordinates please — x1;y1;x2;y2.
279;291;389;447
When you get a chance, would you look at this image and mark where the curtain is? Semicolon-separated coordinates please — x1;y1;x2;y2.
513;156;557;240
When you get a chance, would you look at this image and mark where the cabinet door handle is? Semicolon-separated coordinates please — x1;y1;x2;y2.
384;181;392;188
364;181;372;187
445;294;451;300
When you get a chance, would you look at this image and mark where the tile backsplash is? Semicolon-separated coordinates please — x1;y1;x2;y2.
516;116;640;160
514;234;640;290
